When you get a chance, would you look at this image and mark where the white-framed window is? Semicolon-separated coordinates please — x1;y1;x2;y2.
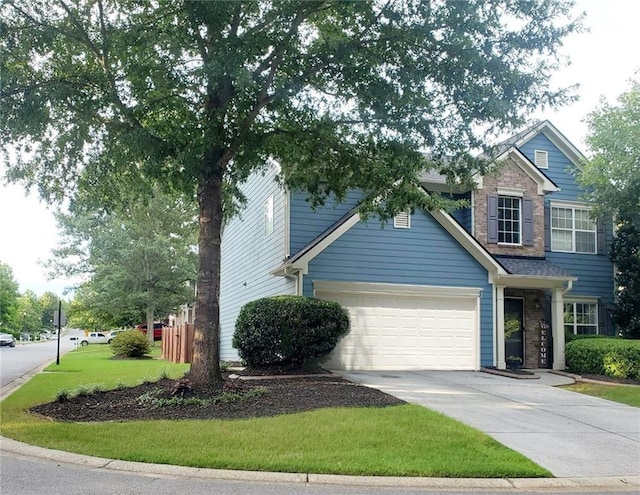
564;301;598;335
551;205;596;253
264;194;274;236
498;196;521;245
534;149;549;169
393;211;411;229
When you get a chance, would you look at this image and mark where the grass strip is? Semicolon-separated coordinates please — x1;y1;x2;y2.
561;382;640;407
0;346;550;478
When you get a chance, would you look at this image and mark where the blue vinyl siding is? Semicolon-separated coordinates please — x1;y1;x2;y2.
301;209;494;366
289;190;361;256
547;251;614;299
219;166;296;360
518;133;583;201
448;192;472;233
519;132;615;303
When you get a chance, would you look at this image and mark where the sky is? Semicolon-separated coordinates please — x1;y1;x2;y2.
1;0;639;297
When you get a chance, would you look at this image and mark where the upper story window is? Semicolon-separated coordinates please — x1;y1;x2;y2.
551;205;596;253
564;301;598;335
264;194;274;236
498;196;521;245
393;211;411;229
534;150;548;169
488;194;533;246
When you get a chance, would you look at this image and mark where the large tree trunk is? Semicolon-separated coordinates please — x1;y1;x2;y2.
188;173;224;389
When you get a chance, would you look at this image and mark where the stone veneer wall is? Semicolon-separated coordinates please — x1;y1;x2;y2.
475;160;545;257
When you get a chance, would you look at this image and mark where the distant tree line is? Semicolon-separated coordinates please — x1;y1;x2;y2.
0;264;62;337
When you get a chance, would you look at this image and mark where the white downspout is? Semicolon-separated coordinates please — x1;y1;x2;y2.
296;270;304;296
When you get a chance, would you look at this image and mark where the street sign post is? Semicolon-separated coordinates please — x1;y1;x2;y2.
54;302;67;365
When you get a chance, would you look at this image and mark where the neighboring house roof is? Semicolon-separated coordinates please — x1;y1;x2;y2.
496;256;576;279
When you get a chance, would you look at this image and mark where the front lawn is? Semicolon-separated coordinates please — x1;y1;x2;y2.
0;346;550;478
561;381;640;408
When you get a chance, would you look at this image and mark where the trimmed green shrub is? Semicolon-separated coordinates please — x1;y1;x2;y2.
110;329;151;358
565;338;640;380
565;332;609;343
232;295;350;368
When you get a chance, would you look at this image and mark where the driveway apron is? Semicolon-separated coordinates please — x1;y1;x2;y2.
339;370;640;478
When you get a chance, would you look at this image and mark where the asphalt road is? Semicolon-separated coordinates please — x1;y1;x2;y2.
0;337;76;386
2;450;636;495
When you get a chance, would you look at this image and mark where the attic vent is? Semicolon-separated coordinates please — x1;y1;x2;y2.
534;150;549;169
393;211;411;229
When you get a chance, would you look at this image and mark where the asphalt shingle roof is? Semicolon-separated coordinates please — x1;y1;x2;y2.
496;257;575;278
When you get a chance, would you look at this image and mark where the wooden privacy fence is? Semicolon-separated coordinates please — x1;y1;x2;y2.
161;323;194;364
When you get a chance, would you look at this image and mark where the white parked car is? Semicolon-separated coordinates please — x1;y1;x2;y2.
0;333;16;347
105;330;124;343
79;332;110;346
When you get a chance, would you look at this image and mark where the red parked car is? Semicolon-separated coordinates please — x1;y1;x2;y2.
136;322;169;340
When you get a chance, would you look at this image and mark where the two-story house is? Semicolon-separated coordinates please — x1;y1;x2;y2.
219;120;615;371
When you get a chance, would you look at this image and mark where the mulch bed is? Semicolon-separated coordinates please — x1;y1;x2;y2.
30;374;405;422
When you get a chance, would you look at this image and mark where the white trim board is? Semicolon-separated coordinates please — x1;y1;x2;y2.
313;280;482;299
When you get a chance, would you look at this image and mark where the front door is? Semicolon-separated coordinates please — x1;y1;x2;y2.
505;298;524;366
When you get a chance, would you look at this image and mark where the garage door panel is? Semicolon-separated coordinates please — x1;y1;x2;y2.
319;288;478;371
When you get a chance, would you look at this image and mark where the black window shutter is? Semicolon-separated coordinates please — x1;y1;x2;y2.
487;195;498;244
597;218;606;255
544;203;551;251
523;199;533;246
598;304;611;336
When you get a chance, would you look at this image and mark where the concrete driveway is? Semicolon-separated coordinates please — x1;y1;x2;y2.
339;370;640;478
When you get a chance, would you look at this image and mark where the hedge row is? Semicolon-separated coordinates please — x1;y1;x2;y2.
564;333;609;343
565;338;640;380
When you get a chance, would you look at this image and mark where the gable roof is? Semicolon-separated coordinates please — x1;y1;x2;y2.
485;147;559;195
272;194;509;279
274;194;576;288
499;119;587;167
271;207;361;276
422;122;568;194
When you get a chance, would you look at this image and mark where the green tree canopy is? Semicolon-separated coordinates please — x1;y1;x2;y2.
0;262;20;332
39;291;61;330
49;189;198;337
578;81;640;219
16;290;43;335
578;81;640;338
1;0;582;386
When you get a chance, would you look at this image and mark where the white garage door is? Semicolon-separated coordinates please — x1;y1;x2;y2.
315;281;480;371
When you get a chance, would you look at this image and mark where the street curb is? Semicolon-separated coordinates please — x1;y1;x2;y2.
2;436;639;490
